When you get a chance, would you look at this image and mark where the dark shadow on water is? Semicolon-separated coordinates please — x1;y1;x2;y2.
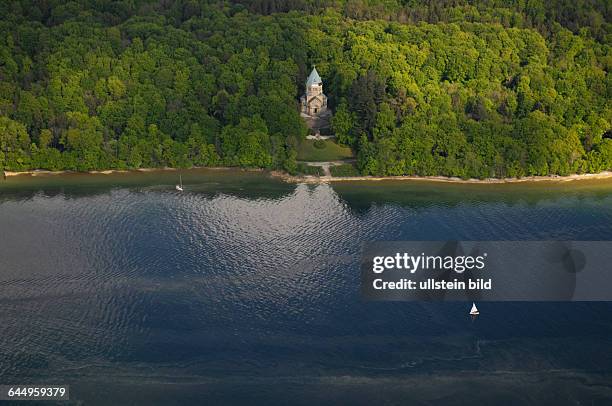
0;169;296;202
332;179;612;214
2;170;612;405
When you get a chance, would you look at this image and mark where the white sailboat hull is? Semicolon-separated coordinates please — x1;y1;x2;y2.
176;175;183;191
470;303;479;315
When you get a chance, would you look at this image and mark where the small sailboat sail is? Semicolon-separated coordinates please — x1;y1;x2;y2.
175;175;184;191
469;302;479;316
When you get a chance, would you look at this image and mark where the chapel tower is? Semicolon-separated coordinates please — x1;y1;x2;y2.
300;66;328;116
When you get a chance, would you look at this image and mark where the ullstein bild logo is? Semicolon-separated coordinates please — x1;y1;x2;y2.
361;241;612;302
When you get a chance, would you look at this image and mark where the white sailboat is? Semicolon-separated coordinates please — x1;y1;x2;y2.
175;175;183;191
469;302;479;316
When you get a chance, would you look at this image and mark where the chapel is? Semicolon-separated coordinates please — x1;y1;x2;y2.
300;66;328;116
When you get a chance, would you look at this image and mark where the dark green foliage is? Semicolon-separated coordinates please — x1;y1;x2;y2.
236;0;610;43
330;163;360;177
296;163;323;176
0;0;609;178
319;128;333;136
0;1;306;172
348;71;386;136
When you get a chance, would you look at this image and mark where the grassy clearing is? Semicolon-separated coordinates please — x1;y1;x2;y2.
296;140;354;162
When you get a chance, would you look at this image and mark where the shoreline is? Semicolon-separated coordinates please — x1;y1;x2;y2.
1;166;262;178
3;167;612;185
272;171;612;184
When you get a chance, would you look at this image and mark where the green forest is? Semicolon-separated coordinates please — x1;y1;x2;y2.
0;0;610;177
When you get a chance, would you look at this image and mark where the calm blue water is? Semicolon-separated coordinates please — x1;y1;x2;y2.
1;170;612;405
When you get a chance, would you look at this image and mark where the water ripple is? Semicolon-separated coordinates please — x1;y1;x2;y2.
1;173;612;389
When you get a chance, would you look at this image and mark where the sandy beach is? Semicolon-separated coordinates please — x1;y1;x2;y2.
1;166;264;178
3;167;612;185
273;171;612;184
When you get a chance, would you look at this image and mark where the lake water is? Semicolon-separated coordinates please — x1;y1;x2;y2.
1;169;612;405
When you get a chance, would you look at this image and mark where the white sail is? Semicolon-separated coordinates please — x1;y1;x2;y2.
470;302;479;315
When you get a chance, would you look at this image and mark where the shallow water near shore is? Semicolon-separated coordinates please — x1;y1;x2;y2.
1;169;612;405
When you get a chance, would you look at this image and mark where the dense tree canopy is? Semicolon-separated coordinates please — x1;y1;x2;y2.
0;0;610;177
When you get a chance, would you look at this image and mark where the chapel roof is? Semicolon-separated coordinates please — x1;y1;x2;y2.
306;66;322;87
